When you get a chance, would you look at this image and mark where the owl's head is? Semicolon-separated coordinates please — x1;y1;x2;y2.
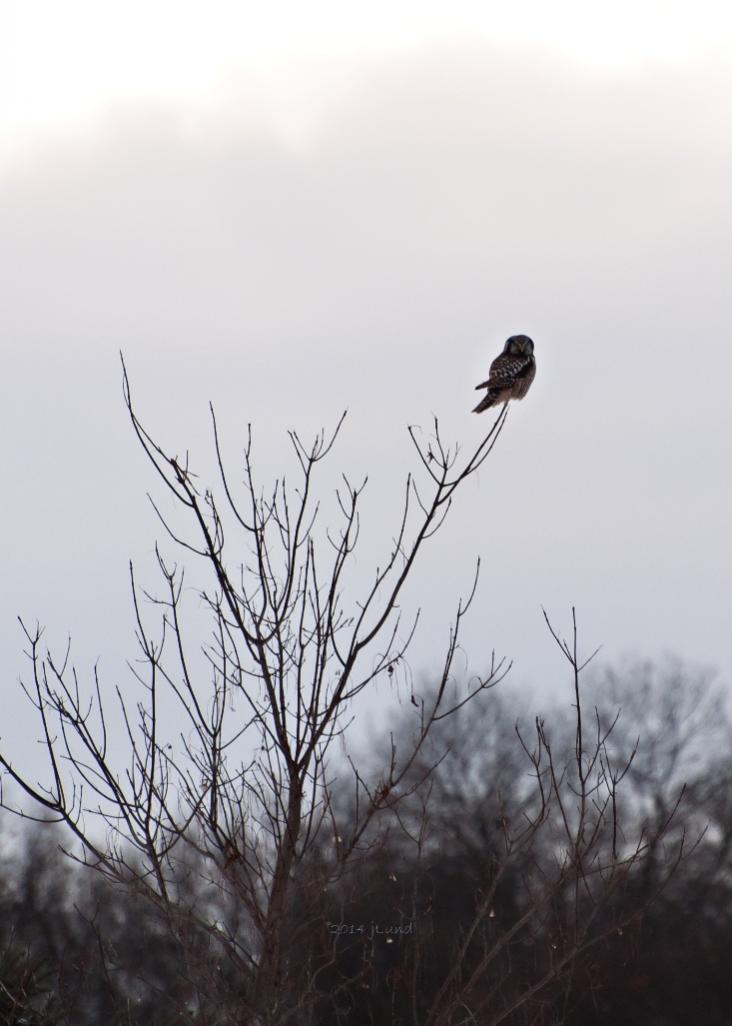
504;334;534;356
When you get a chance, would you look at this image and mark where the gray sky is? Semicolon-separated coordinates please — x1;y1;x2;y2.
2;5;731;766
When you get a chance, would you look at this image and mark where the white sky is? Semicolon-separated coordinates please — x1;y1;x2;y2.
3;0;732;154
2;1;732;780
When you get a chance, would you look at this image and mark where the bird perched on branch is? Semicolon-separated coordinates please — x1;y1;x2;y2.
473;335;536;413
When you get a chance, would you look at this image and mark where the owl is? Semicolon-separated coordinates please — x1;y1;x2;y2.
473;335;536;413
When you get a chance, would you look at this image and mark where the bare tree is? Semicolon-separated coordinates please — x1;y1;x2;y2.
1;360;515;1024
306;612;687;1026
554;660;732;1026
0;363;685;1025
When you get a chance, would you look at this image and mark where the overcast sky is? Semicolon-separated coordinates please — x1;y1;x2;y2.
2;2;731;765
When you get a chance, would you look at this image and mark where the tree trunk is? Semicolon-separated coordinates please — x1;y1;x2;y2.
252;771;303;1025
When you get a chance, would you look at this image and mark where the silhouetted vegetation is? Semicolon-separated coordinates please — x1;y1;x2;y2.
0;662;728;1025
1;376;726;1023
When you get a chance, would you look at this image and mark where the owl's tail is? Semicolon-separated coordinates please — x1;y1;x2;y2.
472;391;497;413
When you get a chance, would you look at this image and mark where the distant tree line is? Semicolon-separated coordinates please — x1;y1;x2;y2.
0;660;729;1025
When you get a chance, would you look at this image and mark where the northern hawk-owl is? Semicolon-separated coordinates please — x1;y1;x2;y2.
473;335;536;413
